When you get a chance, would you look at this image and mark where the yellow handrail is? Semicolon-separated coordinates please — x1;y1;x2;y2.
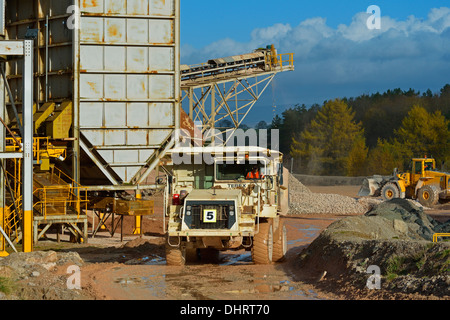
33;186;89;219
277;53;294;69
433;233;450;243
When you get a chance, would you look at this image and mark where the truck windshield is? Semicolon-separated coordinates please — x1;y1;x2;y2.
216;163;265;181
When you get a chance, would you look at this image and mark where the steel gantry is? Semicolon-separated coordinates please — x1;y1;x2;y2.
181;45;294;144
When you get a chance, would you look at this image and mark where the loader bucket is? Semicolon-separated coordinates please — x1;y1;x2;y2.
358;178;381;197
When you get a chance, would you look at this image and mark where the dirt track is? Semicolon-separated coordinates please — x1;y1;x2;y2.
5;185;449;301
75;214;342;300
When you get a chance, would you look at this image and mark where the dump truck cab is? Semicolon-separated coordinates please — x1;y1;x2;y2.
163;146;288;265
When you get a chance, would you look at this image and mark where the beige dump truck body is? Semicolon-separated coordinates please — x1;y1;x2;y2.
163;146;288;265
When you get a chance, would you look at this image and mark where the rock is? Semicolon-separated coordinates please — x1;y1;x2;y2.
393;219;408;235
365;199;444;241
30;271;40;277
297;198;450;298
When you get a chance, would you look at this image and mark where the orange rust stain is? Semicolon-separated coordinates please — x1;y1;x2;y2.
87;81;99;93
83;0;98;8
108;25;118;37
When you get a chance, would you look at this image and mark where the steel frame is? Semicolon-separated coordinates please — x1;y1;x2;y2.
182;72;276;144
0;40;34;253
181;52;294;145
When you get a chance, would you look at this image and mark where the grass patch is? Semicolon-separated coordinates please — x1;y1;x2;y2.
0;277;15;295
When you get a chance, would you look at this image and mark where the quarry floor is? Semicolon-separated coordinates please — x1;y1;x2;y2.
21;185;450;301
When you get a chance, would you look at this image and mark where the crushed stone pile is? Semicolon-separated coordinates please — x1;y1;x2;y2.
288;173;368;215
364;198;450;241
0;251;85;300
298;199;450;298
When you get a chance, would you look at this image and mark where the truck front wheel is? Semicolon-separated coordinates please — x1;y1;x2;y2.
272;220;287;262
165;243;186;266
252;220;273;264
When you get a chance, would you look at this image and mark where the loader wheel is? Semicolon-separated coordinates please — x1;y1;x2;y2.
381;183;400;201
165;243;186;266
272;220;287;263
252;220;273;265
417;185;440;207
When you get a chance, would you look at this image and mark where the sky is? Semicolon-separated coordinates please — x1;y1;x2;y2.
180;1;450;126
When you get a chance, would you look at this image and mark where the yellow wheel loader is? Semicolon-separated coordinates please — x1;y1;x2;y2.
358;158;450;207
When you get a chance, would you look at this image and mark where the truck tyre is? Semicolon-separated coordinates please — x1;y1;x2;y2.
381;183;400;201
272;220;287;262
165;244;186;266
252;220;273;264
417;185;440;207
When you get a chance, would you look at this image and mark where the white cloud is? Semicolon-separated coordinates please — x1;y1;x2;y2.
182;7;450;106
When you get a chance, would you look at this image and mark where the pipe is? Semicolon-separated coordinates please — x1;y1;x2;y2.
45;15;49;102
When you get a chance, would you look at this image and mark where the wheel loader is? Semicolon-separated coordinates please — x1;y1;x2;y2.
162;146;289;266
358;157;450;207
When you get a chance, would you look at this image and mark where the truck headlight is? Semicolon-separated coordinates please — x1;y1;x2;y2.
229;211;235;216
186;210;191;216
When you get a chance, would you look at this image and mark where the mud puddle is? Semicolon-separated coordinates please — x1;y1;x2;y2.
81;217;338;300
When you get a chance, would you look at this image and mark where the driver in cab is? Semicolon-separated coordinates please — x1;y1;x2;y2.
246;166;262;179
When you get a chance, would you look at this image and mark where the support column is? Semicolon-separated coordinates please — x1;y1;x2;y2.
22;40;34;253
133;189;142;235
0;59;6;256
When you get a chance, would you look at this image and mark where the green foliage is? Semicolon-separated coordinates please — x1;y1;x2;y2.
290;99;365;175
365;139;408;175
0;277;15;295
395;105;450;165
274;84;450;176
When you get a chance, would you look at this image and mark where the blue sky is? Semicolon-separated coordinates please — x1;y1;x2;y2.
180;1;450;125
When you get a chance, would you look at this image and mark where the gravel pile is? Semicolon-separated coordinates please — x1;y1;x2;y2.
0;251;86;300
288;173;367;215
297;199;450;298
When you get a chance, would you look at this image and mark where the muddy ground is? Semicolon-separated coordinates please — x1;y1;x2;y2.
1;186;449;301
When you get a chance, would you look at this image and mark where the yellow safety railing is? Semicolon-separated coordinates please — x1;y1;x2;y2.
5;195;23;241
433;233;450;243
2;164;87;242
33;186;88;219
5;137;66;164
276;53;294;70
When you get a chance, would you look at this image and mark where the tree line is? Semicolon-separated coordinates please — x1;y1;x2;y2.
263;84;450;176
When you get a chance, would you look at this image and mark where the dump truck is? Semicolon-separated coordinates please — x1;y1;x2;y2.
358;157;450;207
163;146;289;265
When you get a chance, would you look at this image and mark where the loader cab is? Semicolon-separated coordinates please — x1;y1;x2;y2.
411;158;436;184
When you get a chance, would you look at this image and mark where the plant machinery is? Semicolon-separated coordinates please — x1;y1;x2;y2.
163;146;289;265
358;157;450;207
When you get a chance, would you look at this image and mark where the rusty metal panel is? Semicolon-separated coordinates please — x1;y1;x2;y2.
4;0;180;185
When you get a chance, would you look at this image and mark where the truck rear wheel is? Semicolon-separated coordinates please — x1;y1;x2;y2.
417;185;440;207
165;244;186;266
272;220;287;262
252;220;273;265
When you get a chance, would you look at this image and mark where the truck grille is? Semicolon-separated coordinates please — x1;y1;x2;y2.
184;201;236;230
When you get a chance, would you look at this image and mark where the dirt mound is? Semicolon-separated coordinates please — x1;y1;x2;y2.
288;173;367;215
297;199;450;298
0;251;87;300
